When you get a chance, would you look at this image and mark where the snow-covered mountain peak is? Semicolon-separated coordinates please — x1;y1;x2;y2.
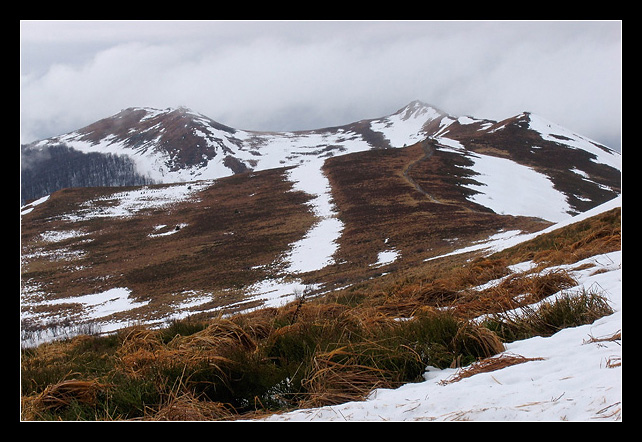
392;100;446;122
524;112;621;170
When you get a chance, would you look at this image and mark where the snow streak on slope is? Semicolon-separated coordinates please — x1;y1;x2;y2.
284;160;343;273
20;194;50;216
225;160;345;313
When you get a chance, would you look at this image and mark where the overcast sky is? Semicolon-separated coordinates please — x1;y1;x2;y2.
20;20;622;150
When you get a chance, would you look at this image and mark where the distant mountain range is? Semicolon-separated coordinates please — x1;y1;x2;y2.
21;100;620;214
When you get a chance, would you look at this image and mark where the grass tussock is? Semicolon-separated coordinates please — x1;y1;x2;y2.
20;306;509;420
31;379;109;412
483;286;614;343
448;269;578;319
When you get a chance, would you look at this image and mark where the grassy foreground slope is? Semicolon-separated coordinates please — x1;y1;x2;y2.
20;203;620;421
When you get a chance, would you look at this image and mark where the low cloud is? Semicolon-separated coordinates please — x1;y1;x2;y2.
20;21;621;150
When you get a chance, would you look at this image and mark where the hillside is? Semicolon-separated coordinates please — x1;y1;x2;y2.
258;196;622;421
21;101;620;211
20;101;621;420
20;196;621;421
20;101;621;345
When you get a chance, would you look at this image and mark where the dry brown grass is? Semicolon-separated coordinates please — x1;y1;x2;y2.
115;318;260;387
172;318;259;353
20;166;317;322
342;203;619;325
496;207;621;269
300;346;394;408
449;269;578;319
31;378;110;411
439;354;545;385
150;391;236;421
584;330;622;345
116;327;166;378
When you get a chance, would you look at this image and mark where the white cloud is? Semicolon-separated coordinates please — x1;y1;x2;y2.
20;20;621;149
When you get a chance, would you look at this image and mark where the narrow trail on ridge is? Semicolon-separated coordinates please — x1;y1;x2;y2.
402;139;485;215
402;139;441;203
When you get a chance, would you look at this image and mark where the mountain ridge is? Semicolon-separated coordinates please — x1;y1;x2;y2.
21;100;620;210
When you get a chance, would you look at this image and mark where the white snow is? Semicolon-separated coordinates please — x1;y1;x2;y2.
148;223;188;238
370;106;441;147
60;181;211;221
240;279;319;310
434;135;577;223
372;249;400;268
20;195;50;215
43;287;148;319
21;287;151;347
39;229;87;243
464;152;574;223
434;136;466;152
527;113;621;171
283;160;343;274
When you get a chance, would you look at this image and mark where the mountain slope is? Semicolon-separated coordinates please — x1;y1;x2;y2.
20;101;621;345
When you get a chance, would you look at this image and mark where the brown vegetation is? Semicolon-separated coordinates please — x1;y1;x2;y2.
20;138;621;421
20;166;317;324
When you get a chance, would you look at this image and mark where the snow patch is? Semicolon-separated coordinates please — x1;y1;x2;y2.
284;160;344;274
21;195;50;215
370;105;443;147
44;287;148;320
372;249;400;268
60;181;210;221
527;114;621;170
465;152;573;222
